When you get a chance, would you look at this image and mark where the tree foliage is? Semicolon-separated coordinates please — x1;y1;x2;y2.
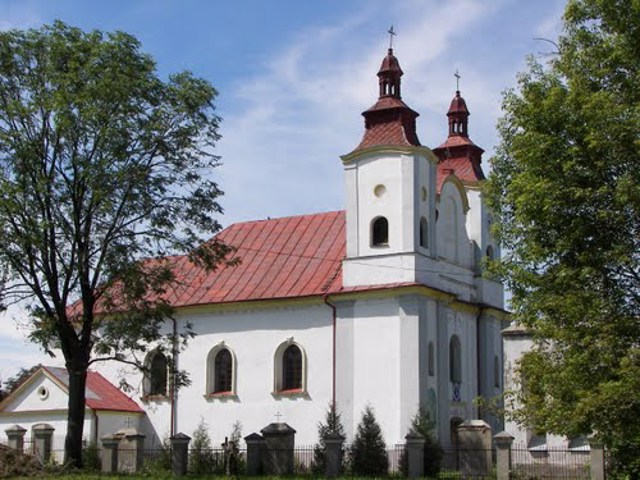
400;408;442;477
485;0;640;474
349;405;388;476
0;22;232;466
313;402;346;474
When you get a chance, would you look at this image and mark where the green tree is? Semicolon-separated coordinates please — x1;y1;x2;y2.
0;22;232;467
313;402;346;474
399;408;442;477
0;365;39;401
485;0;640;475
349;405;388;476
189;419;217;475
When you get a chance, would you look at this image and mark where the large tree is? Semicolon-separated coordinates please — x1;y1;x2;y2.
0;22;232;466
486;0;640;474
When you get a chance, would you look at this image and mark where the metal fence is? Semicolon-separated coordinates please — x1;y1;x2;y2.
510;444;590;479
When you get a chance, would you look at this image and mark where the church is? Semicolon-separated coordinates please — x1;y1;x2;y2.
0;46;507;451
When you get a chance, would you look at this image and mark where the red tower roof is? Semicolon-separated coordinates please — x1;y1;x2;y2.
433;90;485;192
350;48;420;153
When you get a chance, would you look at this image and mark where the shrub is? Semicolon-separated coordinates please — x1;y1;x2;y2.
313;402;346;474
227;421;244;475
81;441;100;472
349;405;388;476
0;446;43;478
189;419;219;474
399;408;443;477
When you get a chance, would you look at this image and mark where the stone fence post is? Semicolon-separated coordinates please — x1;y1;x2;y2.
588;435;605;480
261;422;296;475
244;433;264;476
116;428;145;473
32;423;54;464
100;434;119;473
494;431;514;480
405;432;426;478
458;420;492;476
170;433;191;476
5;425;26;454
324;432;345;478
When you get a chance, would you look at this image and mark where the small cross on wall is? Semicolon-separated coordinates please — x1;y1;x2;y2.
274;411;283;422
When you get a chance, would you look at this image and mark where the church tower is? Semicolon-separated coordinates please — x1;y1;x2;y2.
341;47;439;287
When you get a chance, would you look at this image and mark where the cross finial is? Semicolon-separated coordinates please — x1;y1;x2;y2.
387;25;396;49
125;417;133;428
275;411;283;422
454;69;461;92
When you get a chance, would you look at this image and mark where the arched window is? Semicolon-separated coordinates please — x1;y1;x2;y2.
283;344;302;390
494;355;501;388
428;342;435;376
274;340;307;394
145;350;168;397
486;245;495;260
206;344;236;396
420;217;429;249
371;217;389;247
449;335;462;384
214;348;233;393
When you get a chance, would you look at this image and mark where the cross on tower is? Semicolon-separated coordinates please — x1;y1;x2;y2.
387;25;396;49
454;69;461;91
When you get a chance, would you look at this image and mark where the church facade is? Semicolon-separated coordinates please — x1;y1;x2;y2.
90;47;507;448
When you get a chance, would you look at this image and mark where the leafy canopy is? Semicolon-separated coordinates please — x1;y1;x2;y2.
485;0;640;473
0;21;232;466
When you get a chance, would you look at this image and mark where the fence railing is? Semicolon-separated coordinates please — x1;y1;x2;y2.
511;444;590;480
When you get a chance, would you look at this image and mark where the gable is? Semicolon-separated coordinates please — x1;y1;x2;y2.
0;372;68;413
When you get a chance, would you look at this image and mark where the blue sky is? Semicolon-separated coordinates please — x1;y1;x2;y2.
0;0;565;380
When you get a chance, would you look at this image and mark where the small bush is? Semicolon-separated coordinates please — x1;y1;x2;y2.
189;419;219;475
141;437;172;475
81;441;100;472
227;421;244;475
0;446;43;478
399;408;443;477
349;405;388;476
313;402;346;474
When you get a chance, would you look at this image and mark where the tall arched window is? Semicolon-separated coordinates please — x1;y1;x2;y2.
214;348;233;393
420;217;429;249
449;335;462;384
371;217;389;246
145;350;168;397
283;344;302;390
274;340;307;394
206;344;237;396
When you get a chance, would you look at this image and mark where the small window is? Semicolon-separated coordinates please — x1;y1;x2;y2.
214;348;233;393
486;245;495;260
274;340;307;394
428;342;435;376
283;345;302;390
371;217;389;246
145;350;168;397
449;335;462;384
419;217;429;249
494;355;500;388
206;344;236;396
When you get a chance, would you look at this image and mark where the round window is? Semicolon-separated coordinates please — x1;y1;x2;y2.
373;184;386;198
37;386;49;400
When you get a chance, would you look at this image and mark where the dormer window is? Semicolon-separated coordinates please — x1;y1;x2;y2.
371;217;389;247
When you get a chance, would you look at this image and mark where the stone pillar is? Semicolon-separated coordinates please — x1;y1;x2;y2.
405;432;426;478
100;434;119;473
170;433;191;477
588;435;605;480
457;420;492;476
494;431;514;480
244;433;264;476
116;428;145;473
324;432;345;478
260;422;296;475
5;425;27;453
32;423;54;464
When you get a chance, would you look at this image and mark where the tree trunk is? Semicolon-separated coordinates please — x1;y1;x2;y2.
64;364;88;468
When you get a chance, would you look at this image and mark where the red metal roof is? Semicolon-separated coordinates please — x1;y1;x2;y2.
436;157;485;192
44;366;143;413
161;210;346;307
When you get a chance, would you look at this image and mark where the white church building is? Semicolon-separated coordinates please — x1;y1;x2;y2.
1;47;507;451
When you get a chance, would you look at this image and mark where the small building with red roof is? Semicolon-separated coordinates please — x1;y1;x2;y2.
0;365;143;459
